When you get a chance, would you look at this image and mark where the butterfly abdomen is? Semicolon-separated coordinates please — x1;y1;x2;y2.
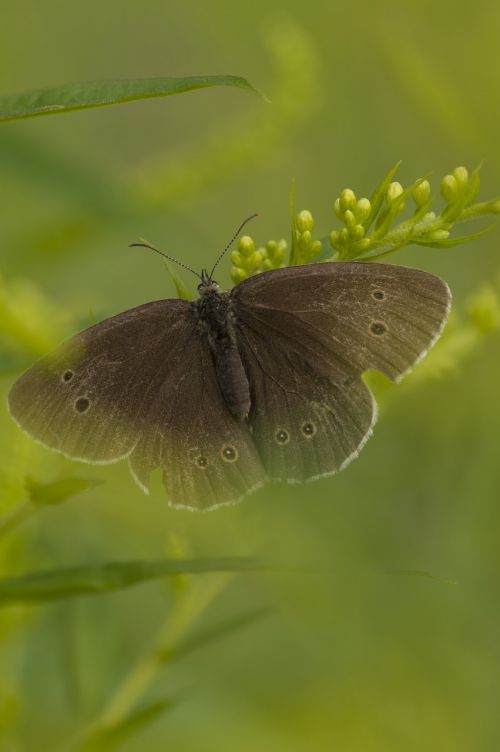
194;288;251;420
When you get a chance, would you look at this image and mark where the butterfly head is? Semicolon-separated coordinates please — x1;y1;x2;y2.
197;269;220;296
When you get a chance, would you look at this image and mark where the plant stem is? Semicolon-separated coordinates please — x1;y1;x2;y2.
0;500;35;541
61;573;231;751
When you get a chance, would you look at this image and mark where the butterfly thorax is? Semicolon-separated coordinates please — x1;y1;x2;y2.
193;281;251;420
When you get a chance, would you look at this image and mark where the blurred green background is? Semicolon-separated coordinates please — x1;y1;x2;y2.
1;1;500;750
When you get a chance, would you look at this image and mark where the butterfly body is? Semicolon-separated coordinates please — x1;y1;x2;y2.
8;262;451;511
194;278;250;420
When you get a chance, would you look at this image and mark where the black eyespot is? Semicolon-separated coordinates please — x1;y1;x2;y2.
302;421;316;438
221;445;238;462
275;429;290;445
196;455;209;469
75;397;90;413
62;370;74;382
372;290;385;301
370;321;387;336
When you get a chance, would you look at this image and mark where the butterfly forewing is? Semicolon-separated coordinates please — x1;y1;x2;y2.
7;300;192;463
232;262;451;383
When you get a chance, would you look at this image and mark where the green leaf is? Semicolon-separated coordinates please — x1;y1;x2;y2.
371;178;422;242
81;699;177;751
0;557;271;606
440;163;482;223
164;262;193;301
156;606;271;664
25;476;100;507
363;161;402;231
387;569;457;586
412;220;500;248
0;75;264;123
289;177;300;265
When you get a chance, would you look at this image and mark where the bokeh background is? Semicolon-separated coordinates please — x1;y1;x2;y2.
1;1;500;750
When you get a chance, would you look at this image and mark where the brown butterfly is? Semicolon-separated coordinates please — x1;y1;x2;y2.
8;225;451;510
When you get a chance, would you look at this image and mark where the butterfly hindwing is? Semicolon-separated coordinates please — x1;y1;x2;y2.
237;324;375;481
128;325;265;510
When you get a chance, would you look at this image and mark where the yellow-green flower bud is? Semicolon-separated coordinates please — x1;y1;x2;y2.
266;240;278;256
334;197;343;220
426;229;450;241
354;238;370;252
340;228;349;242
355;198;371;222
273;248;285;264
441;174;458;203
238;235;255;256
231;267;247;283
423;211;437;223
249;251;263;269
339;188;357;212
351;224;365;240
298;230;312;251
453;166;469;189
262;259;274;271
297;210;314;232
344;209;356;227
412;179;431;207
230;250;244;266
330;230;341;247
311;239;322;254
387;182;404;203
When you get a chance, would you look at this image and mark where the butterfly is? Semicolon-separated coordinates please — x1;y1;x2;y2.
7;220;451;511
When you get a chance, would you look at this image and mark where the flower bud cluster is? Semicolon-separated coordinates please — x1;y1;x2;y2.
231;235;287;283
330;189;371;257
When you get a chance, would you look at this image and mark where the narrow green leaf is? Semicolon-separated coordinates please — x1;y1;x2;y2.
412;220;500;248
156;606;271;664
0;557;271;606
0;75;264;123
289;177;299;265
82;699;177;751
371;178;422;242
363;161;402;231
441;163;482;223
164;262;193;301
25;476;100;507
387;569;457;586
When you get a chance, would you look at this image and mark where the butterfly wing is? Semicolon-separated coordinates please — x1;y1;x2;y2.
232;262;450;481
8;300;193;463
9;298;265;510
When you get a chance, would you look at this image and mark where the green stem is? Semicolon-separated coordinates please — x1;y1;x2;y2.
62;573;232;751
0;500;36;541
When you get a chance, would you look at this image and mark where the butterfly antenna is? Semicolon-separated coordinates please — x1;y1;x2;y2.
130;239;202;280
209;213;258;278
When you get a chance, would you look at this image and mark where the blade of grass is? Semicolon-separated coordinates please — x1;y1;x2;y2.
0;75;264;123
156;606;271;664
0;557;271;606
80;698;178;752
